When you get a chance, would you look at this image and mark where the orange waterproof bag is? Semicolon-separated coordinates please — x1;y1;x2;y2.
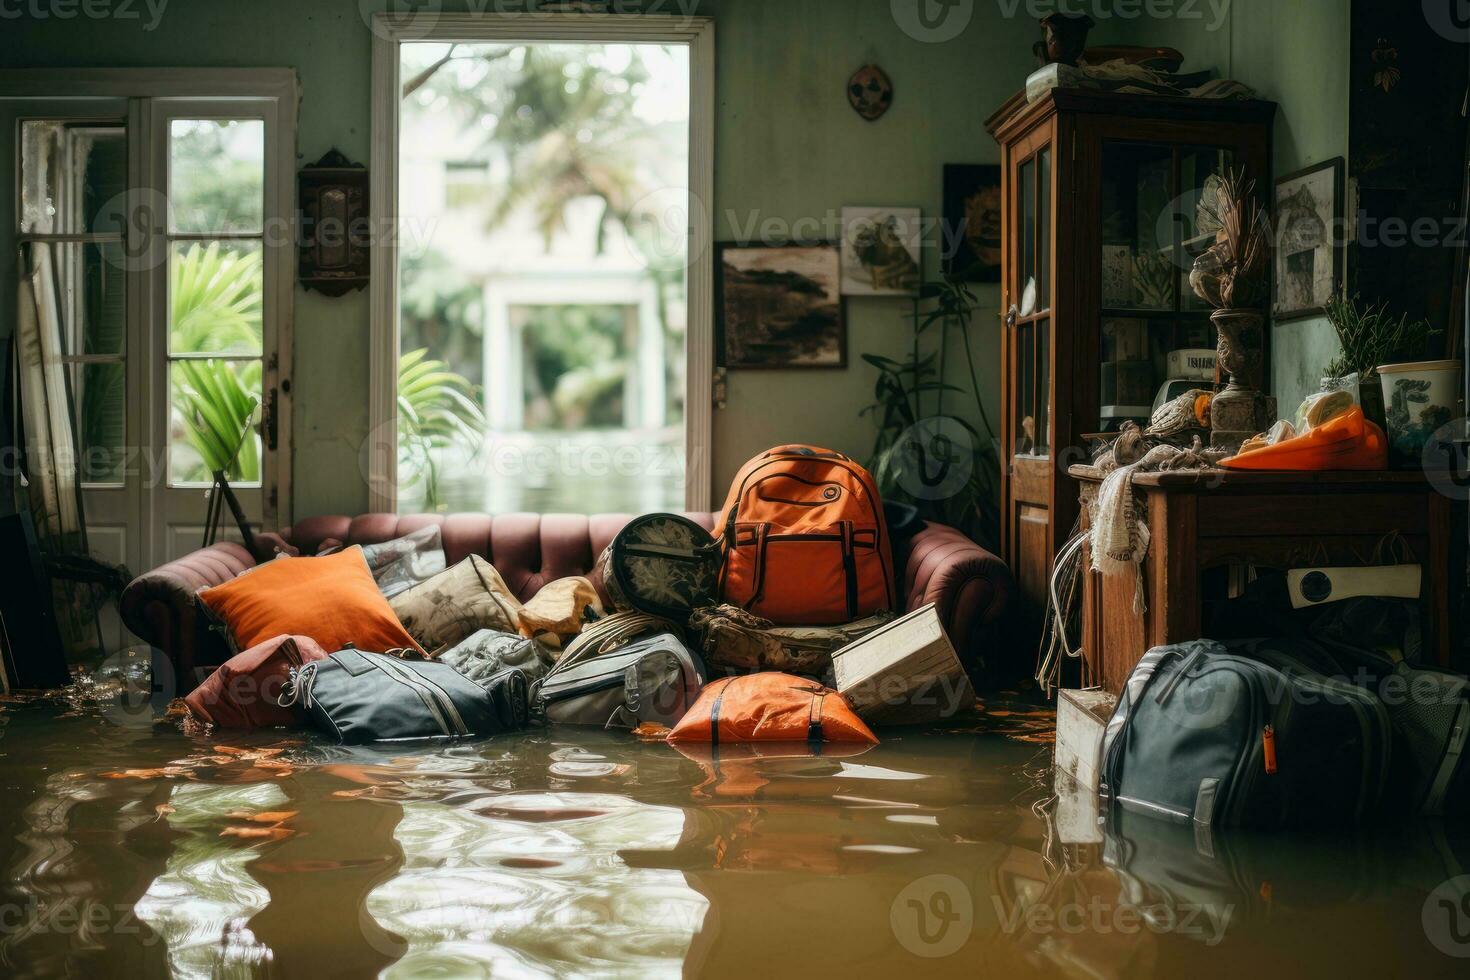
667;672;879;745
716;445;895;625
1222;406;1388;471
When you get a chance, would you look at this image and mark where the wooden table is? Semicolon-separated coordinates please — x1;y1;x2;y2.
1070;466;1456;695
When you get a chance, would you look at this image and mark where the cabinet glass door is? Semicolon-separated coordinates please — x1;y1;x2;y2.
1099;141;1234;427
1014;145;1051;457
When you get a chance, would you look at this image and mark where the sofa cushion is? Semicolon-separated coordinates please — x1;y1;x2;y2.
388;555;522;656
185;634;329;729
197;546;426;658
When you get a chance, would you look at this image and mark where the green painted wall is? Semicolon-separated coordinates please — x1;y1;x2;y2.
2;0;1351;519
1229;0;1351;417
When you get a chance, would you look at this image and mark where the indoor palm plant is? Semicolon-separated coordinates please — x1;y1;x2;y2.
862;278;1001;551
397;347;487;510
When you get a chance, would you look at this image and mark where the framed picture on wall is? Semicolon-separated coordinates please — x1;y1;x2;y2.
716;242;847;369
1273;157;1345;321
942;164;1002;283
840;206;922;296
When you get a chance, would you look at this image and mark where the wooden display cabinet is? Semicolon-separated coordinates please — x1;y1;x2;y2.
985;89;1276;619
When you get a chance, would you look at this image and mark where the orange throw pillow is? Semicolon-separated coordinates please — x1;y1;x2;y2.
667;672;878;745
197;547;426;657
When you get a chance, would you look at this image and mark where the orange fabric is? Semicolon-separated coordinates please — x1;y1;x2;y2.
667;672;879;745
716;445;894;625
1221;406;1388;471
197;547;426;657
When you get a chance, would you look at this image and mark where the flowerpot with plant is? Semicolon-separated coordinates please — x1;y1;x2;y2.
1322;292;1438;438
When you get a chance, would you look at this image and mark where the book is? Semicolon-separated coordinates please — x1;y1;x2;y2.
829;603;974;725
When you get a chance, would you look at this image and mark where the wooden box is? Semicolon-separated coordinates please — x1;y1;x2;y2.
830;603;974;725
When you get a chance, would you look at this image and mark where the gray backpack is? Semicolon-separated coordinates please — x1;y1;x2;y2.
534;632;706;729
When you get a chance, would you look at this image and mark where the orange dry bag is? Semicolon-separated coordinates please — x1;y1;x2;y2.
716;445;895;625
667;673;879;745
1221;406;1388;471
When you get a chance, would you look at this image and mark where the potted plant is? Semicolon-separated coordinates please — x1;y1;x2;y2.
1188;169;1273;450
1321;291;1438;440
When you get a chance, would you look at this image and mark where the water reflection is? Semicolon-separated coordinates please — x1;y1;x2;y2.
0;698;1467;977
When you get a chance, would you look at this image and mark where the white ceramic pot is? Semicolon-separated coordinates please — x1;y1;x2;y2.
1377;359;1463;467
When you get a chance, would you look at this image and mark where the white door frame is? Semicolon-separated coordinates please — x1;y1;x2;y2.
0;68;297;570
368;12;716;513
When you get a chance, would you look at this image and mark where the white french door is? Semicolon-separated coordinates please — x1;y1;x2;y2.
2;72;296;650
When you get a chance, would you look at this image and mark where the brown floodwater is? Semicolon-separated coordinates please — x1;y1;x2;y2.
1;685;1468;979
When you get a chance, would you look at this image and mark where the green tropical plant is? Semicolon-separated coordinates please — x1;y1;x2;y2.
168;242;264;483
1324;291;1439;381
862;279;1002;551
397;348;488;509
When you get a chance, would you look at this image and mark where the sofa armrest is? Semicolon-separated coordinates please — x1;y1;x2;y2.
119;543;257;692
901;522;1015;677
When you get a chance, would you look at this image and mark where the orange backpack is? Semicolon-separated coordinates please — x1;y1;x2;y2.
716;445;895;625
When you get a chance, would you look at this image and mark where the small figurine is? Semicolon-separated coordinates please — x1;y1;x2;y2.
1034;13;1095;67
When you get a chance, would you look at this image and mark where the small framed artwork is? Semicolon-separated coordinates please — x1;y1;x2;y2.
840;206;922;296
716;242;846;369
1273;157;1345;321
942;164;1002;283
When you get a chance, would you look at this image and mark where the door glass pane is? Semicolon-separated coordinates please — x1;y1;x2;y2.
1037;148;1051;311
1016;322;1035;456
1100;141;1175;311
168;241;263;355
1180;145;1236;312
169;359;262;485
72;361;126;485
20;120;127;234
1036;317;1050;454
1019;157;1035;296
168;119;264;234
49;241;128;356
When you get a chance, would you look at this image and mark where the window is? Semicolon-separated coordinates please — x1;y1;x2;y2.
370;15;715;515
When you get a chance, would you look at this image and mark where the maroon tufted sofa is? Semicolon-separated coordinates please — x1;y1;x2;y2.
120;512;1014;692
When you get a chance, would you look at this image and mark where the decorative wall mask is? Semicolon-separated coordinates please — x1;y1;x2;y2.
848;65;894;121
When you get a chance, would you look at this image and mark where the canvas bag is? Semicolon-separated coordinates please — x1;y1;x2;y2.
1101;639;1392;829
595;514;719;623
279;647;530;744
716;445;895;625
689;604;893;675
533;632;706;729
